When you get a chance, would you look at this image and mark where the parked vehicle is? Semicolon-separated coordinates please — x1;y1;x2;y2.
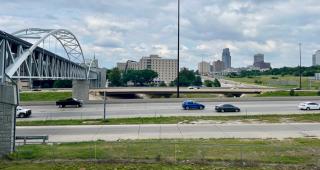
215;104;240;112
56;98;83;108
182;100;205;110
16;106;32;118
188;86;201;89
298;102;320;110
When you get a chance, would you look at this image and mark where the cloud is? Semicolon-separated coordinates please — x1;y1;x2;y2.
0;0;319;69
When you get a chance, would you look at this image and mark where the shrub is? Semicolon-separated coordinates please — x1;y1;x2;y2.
289;89;295;96
159;82;167;87
254;80;262;84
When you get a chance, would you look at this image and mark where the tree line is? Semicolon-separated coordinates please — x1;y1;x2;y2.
229;65;320;78
107;67;222;87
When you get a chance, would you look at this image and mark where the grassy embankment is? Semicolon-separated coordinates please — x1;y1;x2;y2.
226;75;320;89
1;138;319;169
17;113;320;126
257;90;319;97
20;91;72;101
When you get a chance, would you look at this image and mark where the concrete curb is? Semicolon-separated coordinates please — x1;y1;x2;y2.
20;96;320;106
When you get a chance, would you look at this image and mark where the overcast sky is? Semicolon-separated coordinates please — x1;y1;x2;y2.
1;0;320;69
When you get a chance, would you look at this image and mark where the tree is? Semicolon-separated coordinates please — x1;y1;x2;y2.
53;80;72;88
140;69;158;86
122;69;158;86
289;89;295;96
109;68;122;86
213;78;221;87
172;68;198;86
204;80;214;87
159;81;167;87
193;76;202;86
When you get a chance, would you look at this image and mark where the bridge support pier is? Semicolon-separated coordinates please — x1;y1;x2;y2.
72;80;89;102
0;84;18;157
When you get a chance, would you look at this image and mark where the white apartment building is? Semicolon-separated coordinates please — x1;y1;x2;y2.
198;61;211;75
312;50;320;66
117;55;177;84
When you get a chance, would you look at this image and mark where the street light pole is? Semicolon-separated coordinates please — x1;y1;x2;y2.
177;0;180;98
103;80;108;120
299;43;302;89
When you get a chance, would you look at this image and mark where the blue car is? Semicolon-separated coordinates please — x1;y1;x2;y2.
182;100;205;110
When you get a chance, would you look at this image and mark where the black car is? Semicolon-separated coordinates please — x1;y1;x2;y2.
215;104;240;112
56;98;83;108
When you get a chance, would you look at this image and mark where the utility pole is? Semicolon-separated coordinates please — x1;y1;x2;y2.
177;0;180;98
103;80;108;120
201;56;204;76
299;43;302;89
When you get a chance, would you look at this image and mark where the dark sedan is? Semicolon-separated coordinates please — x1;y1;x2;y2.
215;104;240;112
182;100;205;110
56;98;83;108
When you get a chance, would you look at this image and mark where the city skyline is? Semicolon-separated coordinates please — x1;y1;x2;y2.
1;0;320;70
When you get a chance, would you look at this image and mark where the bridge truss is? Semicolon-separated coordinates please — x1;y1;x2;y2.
0;28;97;83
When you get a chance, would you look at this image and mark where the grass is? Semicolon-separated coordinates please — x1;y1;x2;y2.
1;138;320;169
20;92;72;101
257;90;319;97
226;75;320;89
16;113;320;126
0;162;270;170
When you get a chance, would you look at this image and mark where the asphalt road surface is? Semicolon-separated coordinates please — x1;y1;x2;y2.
19;100;320;121
16;123;320;142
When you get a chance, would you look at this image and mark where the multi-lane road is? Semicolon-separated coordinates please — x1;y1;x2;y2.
17;99;320;141
16;123;320;142
19;100;319;121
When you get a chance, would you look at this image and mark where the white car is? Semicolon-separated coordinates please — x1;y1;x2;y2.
298;102;320;110
188;86;200;89
16;106;32;118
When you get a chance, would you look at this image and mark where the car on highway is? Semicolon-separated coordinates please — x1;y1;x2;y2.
182;100;205;110
56;98;83;108
215;104;240;112
16;106;32;118
298;102;320;110
188;86;201;89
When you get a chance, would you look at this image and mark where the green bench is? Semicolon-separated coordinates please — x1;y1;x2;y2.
16;135;49;144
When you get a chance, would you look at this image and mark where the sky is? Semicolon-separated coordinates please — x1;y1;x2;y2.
1;0;320;69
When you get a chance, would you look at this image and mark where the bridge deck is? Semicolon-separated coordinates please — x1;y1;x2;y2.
91;87;274;95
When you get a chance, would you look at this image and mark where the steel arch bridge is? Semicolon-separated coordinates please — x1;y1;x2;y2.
0;28;97;83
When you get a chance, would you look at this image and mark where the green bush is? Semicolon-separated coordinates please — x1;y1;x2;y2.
159;82;167;87
289;89;295;96
213;79;221;87
254;80;262;84
204;80;214;87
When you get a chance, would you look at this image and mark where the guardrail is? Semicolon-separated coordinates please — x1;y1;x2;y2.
15;135;48;144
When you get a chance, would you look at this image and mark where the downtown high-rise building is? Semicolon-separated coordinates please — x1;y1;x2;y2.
222;48;231;69
213;60;225;72
312;50;320;66
117;55;177;84
253;53;271;69
198;61;211;75
254;53;264;64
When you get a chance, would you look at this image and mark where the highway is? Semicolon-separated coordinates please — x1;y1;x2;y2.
19;100;320;121
16;123;320;142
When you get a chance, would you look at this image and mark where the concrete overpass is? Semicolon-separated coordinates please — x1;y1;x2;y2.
90;87;276;97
